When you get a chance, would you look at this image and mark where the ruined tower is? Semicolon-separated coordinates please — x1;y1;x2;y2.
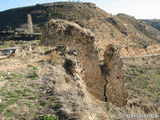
27;14;33;34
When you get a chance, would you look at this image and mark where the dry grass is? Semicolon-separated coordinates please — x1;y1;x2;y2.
123;56;160;115
48;51;63;65
49;19;94;37
0;42;58;120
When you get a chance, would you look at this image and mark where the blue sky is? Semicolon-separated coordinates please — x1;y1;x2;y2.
0;0;160;19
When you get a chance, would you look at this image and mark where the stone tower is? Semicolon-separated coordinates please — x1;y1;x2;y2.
27;14;33;34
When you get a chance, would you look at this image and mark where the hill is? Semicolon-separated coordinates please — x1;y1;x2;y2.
0;2;160;56
0;2;109;33
143;19;160;31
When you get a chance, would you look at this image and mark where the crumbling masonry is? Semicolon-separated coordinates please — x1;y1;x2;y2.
41;19;128;107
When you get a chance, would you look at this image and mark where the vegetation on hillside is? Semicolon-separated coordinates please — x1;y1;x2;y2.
143;19;160;31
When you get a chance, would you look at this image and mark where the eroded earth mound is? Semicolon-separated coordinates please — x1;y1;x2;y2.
41;19;128;107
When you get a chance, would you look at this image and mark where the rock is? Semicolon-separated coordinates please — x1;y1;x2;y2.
55;45;69;55
14;46;32;57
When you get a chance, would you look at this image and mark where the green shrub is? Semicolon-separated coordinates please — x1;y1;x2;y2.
27;65;38;80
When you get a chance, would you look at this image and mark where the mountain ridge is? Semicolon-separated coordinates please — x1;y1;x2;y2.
143;19;160;31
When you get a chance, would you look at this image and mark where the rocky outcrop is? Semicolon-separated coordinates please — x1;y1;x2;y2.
41;19;128;107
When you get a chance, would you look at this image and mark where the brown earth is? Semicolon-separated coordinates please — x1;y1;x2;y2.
41;19;105;101
103;45;128;107
119;44;160;56
0;39;159;120
41;19;128;107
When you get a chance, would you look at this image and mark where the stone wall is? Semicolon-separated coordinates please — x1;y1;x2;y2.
41;19;106;101
103;44;128;107
41;19;128;107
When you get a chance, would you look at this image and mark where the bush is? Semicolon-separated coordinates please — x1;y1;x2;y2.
27;65;38;80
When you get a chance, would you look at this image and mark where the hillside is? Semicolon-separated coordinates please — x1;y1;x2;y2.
143;19;160;31
0;30;159;120
1;2;160;56
0;2;109;33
